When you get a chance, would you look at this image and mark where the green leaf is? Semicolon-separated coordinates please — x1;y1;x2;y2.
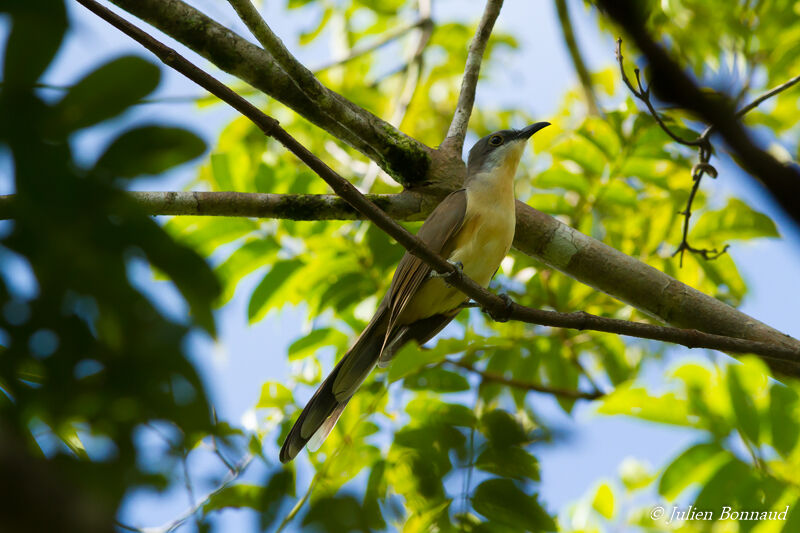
387;342;447;383
52;56;160;133
299;7;332;45
403;367;470;393
727;365;760;443
535;166;590;194
215;237;280;305
480;409;527;448
287;327;348;361
591;483;615;519
770;384;800;456
658;442;727;499
598;385;696;427
472;479;556;531
210;153;235;191
94;126;206;178
204;484;264;513
256;381;293;409
247;258;303;322
405;397;477;428
693;457;753;512
475;446;540;481
691;198;780;242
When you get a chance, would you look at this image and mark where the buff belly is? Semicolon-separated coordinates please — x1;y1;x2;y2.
398;193;515;324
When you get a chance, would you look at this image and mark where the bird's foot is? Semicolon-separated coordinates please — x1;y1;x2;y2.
430;260;463;286
484;292;514;322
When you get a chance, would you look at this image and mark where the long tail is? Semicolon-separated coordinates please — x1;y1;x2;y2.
279;306;389;463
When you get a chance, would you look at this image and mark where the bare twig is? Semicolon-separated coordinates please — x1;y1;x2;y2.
79;0;800;371
618;39;800;265
616;39;705;148
2;191;425;222
441;0;505;154
447;359;603;400
618;39;726;264
555;0;600;116
602;0;800;230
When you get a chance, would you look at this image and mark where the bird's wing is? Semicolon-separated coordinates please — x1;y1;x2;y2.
386;188;468;326
279;190;467;464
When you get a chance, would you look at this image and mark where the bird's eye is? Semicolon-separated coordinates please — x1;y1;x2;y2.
489;135;503;146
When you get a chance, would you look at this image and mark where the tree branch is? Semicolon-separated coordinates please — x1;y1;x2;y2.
446;359;603;400
2;192;425;222
109;0;434;188
79;0;800;376
441;0;504;155
555;0;600;116
597;0;800;230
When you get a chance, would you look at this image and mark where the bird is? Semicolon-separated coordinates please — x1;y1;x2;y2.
280;122;550;463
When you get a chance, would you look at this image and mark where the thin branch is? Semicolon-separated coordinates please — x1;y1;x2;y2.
441;0;505;154
447;359;603;400
226;0;322;102
601;0;800;230
618;39;727;264
555;0;600;116
110;0;433;187
616;39;705;148
312;17;432;73
79;0;800;373
3;191;424;222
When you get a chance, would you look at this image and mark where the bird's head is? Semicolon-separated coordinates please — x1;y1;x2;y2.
466;122;550;181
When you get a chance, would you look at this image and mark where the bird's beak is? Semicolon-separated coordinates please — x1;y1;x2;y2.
516;122;551;140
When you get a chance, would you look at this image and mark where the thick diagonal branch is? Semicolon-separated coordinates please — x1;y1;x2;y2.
596;0;800;230
79;0;800;374
441;0;504;155
109;0;433;188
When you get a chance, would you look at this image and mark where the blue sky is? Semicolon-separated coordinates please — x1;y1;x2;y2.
2;0;799;531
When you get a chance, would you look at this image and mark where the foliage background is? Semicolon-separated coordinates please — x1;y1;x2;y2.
1;0;800;531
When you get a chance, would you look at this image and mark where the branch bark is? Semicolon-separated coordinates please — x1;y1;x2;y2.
596;0;800;230
79;0;800;376
109;0;434;188
441;0;505;155
0;191;425;221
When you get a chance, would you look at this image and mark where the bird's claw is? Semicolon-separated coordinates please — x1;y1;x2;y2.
484;292;514;322
430;260;463;286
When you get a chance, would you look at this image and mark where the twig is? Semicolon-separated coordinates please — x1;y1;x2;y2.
447;359;603;400
555;0;600;116
312;17;432;73
0;191;425;222
226;0;327;105
78;0;800;370
617;39;727;265
441;0;505;154
602;0;800;230
616;39;705;148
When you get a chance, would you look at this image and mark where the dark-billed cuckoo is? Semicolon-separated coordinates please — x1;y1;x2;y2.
280;122;550;463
